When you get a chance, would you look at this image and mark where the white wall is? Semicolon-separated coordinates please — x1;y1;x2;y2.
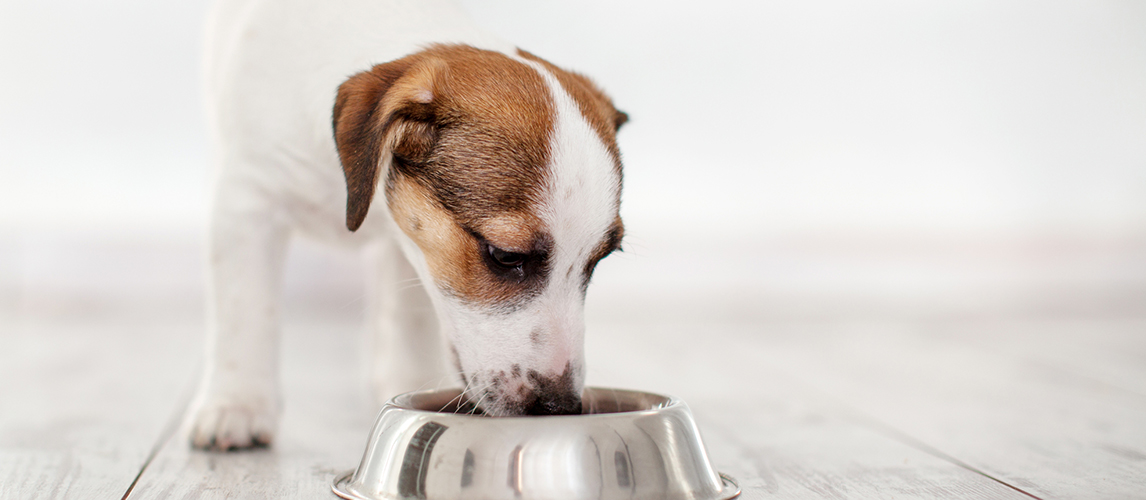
2;1;1144;238
0;1;211;233
2;1;1144;321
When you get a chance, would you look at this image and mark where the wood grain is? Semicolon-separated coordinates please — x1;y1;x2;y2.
723;320;1146;498
124;318;379;499
936;318;1146;398
0;319;199;500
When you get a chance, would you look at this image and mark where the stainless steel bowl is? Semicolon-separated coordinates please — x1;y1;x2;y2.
333;387;739;500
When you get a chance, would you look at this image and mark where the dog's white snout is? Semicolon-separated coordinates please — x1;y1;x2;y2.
535;311;583;377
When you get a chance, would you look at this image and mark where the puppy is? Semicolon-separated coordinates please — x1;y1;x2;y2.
190;0;627;450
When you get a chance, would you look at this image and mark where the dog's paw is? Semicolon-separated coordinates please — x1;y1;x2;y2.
189;397;279;451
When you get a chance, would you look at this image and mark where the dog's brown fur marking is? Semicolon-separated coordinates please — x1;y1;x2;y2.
335;45;556;231
337;45;564;306
334;44;626;307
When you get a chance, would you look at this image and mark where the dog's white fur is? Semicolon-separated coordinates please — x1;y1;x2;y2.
191;0;622;449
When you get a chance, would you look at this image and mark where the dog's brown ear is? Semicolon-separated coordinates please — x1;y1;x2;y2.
613;110;629;131
333;56;446;231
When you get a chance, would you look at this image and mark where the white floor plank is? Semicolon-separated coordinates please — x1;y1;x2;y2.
724;320;1146;498
0;318;200;500
126;318;378;499
932;318;1146;398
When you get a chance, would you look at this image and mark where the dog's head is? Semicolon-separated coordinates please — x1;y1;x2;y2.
333;45;626;416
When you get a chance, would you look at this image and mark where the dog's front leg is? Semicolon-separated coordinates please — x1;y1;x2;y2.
365;238;452;406
190;191;290;450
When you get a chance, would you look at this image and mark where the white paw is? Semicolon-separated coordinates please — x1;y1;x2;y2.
189;395;279;451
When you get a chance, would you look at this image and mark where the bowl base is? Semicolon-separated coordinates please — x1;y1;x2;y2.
332;470;741;500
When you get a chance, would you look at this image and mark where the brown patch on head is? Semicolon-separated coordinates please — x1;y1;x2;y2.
479;215;541;252
408;46;555;225
516;49;627;169
335;45;563;306
334;44;627;307
334;44;556;231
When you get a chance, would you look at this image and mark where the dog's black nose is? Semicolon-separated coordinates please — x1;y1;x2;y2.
522;366;582;415
522;390;582;415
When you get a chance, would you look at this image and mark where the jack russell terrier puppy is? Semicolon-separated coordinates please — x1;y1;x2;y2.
190;0;627;450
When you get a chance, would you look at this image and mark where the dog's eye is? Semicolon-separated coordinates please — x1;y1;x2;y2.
489;246;527;268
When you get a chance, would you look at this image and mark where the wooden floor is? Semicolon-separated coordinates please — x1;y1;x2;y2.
2;232;1145;499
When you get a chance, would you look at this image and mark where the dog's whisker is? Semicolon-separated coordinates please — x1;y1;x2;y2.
387;278;424;290
453;380;495;415
386;276;424;287
388;276;423;285
443;379;479;412
435;371;465;390
467;388;493;415
394;283;429;294
337;292;367;312
467;383;497;415
407;371;465;397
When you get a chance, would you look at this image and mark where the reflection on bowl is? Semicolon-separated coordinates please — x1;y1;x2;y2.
333;387;739;500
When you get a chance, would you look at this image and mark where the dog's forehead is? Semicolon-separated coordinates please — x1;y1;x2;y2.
424;46;622;239
519;59;622;264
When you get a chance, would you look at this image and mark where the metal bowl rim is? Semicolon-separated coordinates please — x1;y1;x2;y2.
384;386;686;422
